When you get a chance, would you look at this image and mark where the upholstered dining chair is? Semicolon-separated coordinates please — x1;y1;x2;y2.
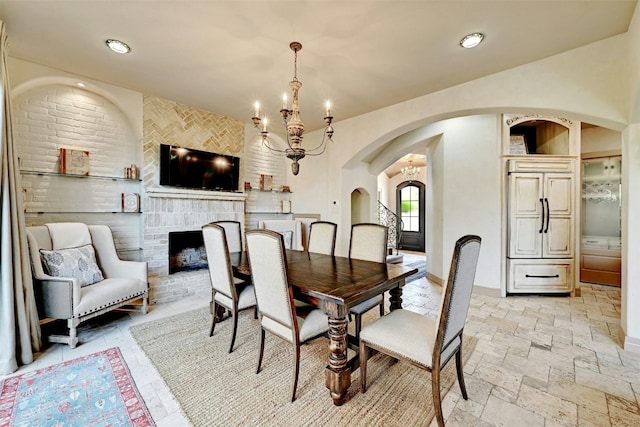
307;221;337;255
348;223;389;340
359;235;482;427
245;229;329;402
212;220;243;252
202;223;256;353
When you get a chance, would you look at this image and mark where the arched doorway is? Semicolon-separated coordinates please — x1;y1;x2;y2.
396;181;425;252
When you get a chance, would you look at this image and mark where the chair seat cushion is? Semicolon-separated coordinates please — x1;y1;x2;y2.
262;306;329;343
350;295;383;314
40;244;104;287
75;277;147;317
360;309;437;367
214;281;256;310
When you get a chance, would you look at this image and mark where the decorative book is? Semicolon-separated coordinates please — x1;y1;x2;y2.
259;174;273;191
59;148;90;175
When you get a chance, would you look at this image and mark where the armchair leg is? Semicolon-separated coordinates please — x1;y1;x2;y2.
141;293;148;315
68;318;80;349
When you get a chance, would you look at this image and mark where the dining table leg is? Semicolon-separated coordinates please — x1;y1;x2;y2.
323;300;350;406
389;281;405;311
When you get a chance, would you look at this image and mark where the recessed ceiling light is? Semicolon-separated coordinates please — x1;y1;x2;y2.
76;82;86;87
459;32;485;49
105;39;131;54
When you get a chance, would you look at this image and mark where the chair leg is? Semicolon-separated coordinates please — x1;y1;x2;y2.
379;301;384;316
291;342;301;402
209;301;217;337
432;366;445;427
455;347;468;399
256;328;265;374
354;314;362;341
228;307;239;353
360;341;369;393
254;306;258;319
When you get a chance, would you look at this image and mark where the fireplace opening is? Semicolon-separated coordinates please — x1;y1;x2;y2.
168;230;207;274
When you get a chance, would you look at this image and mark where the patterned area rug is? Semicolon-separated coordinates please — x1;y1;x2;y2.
130;308;477;427
0;347;155;427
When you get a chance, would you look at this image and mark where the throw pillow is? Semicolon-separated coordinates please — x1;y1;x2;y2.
280;231;294;250
40;244;104;287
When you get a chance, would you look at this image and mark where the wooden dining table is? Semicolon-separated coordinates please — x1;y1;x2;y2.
229;249;418;406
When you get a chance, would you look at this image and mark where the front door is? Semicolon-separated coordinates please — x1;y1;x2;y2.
397;181;425;252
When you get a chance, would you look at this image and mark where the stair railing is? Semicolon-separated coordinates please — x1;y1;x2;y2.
377;200;403;255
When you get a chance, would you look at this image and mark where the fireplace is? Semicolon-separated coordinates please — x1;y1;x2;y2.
168;230;207;274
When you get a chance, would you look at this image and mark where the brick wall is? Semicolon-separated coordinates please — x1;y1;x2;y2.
15;85;287;305
14;84;143;254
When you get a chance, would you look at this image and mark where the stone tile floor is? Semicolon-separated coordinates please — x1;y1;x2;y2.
3;255;640;426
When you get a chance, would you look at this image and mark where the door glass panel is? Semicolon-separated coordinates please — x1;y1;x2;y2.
400;184;420;231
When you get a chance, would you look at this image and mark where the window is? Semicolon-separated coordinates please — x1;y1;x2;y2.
400;185;420;232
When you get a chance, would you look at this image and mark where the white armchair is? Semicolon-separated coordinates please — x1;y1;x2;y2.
26;222;148;348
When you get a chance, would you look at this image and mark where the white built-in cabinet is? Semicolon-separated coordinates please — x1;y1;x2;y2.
503;115;579;294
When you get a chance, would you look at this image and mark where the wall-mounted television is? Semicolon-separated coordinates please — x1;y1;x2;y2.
159;144;240;192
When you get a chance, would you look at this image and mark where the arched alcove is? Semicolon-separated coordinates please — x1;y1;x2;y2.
350;188;371;224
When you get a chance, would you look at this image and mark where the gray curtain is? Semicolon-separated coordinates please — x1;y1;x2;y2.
0;20;41;375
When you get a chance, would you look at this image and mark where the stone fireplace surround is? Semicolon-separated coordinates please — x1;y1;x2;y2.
143;189;245;304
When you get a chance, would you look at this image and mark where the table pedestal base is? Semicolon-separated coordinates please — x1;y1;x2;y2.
324;301;350;405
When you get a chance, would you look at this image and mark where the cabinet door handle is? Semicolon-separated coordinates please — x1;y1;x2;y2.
525;274;560;279
544;198;550;233
539;198;545;233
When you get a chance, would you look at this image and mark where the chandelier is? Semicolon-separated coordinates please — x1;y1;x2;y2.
251;42;334;175
401;160;419;181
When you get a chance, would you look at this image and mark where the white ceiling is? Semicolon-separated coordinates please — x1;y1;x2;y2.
0;1;636;147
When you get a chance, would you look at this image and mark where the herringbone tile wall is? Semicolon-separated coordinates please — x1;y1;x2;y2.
142;94;245;192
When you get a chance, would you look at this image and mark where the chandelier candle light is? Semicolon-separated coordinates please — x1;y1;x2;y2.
252;42;334;175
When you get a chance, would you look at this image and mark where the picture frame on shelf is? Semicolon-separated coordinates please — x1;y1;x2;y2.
509;135;528;155
122;193;140;213
59;148;90;175
281;200;291;214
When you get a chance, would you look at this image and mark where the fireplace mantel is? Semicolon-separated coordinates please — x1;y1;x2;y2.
147;188;247;202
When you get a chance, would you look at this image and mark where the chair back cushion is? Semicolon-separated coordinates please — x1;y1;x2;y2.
246;230;296;333
349;223;388;263
46;222;92;249
258;220;303;251
308;221;337;255
40;244;104;287
202;224;236;300
437;235;481;353
213;221;243;252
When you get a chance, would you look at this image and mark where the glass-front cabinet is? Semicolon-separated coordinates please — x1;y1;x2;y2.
580;155;622;286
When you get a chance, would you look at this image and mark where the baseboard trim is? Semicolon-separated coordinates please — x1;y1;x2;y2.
622;334;640;353
472;285;502;298
425;272;442;286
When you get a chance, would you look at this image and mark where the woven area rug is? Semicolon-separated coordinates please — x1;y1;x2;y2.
0;347;155;427
130;308;477;427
